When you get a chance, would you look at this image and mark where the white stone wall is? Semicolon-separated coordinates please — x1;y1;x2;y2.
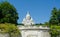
0;33;9;37
18;25;51;37
20;30;50;37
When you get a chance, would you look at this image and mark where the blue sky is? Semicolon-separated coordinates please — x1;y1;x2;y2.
0;0;60;24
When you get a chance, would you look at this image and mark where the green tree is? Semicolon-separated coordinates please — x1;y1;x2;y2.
49;7;60;37
57;9;60;24
0;1;19;24
49;7;58;25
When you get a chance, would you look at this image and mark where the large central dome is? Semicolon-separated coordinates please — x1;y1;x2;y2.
22;11;35;26
26;12;31;20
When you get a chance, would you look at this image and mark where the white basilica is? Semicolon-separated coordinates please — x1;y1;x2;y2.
18;12;51;37
22;12;35;26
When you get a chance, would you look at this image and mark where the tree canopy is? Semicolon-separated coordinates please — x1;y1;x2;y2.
49;8;58;25
49;7;60;37
49;7;60;25
0;1;19;24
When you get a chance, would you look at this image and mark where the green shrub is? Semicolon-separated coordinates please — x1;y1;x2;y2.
0;23;20;37
50;25;60;37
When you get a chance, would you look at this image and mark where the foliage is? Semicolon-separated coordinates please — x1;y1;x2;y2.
57;9;60;24
49;7;60;37
35;23;48;27
0;1;19;24
44;22;50;26
17;23;24;25
0;23;20;37
50;25;60;37
49;7;60;25
49;7;58;25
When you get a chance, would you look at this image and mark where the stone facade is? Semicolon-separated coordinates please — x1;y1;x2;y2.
0;33;9;37
18;12;51;37
18;26;51;37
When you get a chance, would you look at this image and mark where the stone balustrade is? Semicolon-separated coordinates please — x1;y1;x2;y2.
18;25;50;30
